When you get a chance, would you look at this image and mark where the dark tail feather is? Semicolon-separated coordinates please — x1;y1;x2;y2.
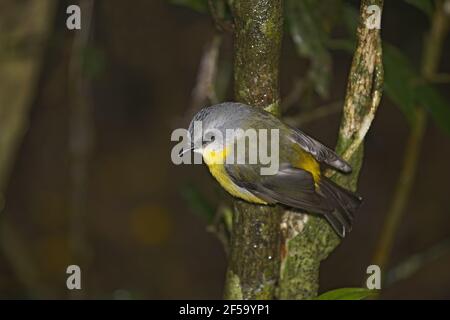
318;177;362;237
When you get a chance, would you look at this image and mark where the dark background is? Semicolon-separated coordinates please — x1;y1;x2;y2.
0;0;449;299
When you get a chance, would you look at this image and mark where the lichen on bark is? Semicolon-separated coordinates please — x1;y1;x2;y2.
223;0;384;300
223;0;283;300
277;0;384;299
231;0;283;114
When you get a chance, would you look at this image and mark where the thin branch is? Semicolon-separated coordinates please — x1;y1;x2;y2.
0;0;57;298
372;108;426;269
385;236;450;287
208;0;234;32
372;0;449;272
340;58;382;162
277;0;384;299
283;100;343;127
68;0;95;299
190;34;222;111
173;33;223;132
280;78;305;112
206;204;233;255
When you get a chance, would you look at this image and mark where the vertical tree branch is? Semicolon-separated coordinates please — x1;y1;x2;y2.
68;0;96;299
0;0;56;203
0;0;56;298
223;0;283;300
190;34;222;111
372;0;449;272
277;0;384;299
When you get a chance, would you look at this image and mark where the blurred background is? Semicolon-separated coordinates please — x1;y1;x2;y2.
0;0;449;299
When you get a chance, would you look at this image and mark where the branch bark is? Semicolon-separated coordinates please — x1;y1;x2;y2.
277;0;384;299
0;0;57;298
0;0;56;201
223;0;283;300
222;0;384;300
68;0;96;299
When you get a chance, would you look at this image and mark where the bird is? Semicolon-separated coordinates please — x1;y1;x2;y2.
185;102;362;237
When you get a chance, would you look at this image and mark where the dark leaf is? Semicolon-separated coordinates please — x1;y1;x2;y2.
384;44;450;133
181;184;216;222
341;3;359;37
383;44;419;125
404;0;433;17
416;83;450;134
315;288;378;300
286;0;335;97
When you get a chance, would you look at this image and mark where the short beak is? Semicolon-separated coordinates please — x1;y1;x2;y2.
179;146;194;157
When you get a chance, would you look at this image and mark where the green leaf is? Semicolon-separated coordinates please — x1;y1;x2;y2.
383;44;450;134
341;3;359;38
286;0;335;98
315;288;378;300
168;0;208;13
404;0;433;17
383;44;419;125
416;84;450;134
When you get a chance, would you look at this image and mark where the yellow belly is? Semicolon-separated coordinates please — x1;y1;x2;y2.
202;145;320;203
203;147;267;204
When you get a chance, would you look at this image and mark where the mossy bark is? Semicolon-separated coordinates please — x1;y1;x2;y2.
277;0;384;299
0;0;57;298
223;0;283;300
223;0;384;300
0;0;56;199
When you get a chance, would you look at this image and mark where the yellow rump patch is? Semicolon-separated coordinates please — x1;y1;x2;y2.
294;147;321;184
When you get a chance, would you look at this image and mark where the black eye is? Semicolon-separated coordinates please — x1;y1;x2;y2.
202;135;216;146
202;134;215;146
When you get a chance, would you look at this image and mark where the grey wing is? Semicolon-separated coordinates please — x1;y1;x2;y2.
290;127;352;173
224;164;333;215
224;163;353;237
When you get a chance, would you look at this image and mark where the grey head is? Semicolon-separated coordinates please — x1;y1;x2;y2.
187;102;258;154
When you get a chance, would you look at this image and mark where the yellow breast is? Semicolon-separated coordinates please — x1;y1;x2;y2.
202;147;267;204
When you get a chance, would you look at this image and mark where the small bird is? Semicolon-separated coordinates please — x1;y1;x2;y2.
186;102;362;237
